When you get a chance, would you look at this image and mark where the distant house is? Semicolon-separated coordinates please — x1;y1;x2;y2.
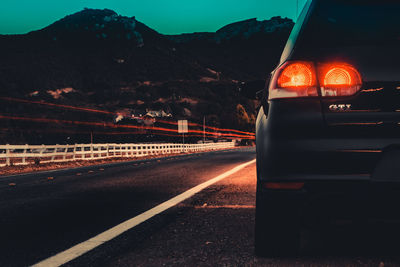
145;109;172;118
113;109;172;126
140;115;156;126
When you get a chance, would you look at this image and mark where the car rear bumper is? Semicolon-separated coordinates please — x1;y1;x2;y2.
256;135;386;180
256;135;400;182
256;101;400;182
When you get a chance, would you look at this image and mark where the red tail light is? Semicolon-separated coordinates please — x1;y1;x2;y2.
270;62;318;99
269;61;362;100
277;62;315;88
318;63;362;97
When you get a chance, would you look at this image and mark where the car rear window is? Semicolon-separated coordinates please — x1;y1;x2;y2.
298;0;400;49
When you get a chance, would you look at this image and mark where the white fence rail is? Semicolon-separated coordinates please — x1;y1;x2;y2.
0;141;235;167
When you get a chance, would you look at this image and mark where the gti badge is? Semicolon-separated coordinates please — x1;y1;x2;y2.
329;104;352;111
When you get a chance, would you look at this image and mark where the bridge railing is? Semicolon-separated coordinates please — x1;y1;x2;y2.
0;141;235;167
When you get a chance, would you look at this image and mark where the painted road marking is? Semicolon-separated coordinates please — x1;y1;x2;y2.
33;158;256;267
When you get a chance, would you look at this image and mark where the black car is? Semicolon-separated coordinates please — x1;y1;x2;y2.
255;0;400;256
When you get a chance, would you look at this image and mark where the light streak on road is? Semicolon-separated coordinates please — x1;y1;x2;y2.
0;115;255;139
0;97;114;115
0;97;255;136
156;119;255;136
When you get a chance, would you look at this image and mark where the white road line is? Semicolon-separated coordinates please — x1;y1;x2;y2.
33;158;256;267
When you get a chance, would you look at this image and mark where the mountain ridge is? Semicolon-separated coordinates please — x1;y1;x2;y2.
167;16;293;43
1;9;293;45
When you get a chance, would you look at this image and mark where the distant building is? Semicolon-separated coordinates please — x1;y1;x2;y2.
145;109;172;118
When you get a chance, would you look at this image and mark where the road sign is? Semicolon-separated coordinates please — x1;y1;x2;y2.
178;120;188;133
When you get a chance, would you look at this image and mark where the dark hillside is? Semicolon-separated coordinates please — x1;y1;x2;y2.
0;9;293;144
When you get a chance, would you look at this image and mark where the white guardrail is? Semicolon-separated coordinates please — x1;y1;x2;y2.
0;141;235;167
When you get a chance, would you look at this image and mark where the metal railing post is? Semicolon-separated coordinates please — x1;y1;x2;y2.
63;144;68;160
51;144;58;162
73;144;77;160
40;144;45;161
5;144;10;166
90;144;94;159
22;144;28;164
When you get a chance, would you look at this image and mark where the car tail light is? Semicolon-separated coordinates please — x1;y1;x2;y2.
269;61;318;99
318;63;362;97
277;62;315;88
269;61;362;100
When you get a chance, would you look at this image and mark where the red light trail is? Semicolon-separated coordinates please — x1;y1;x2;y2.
155;119;255;136
0;97;114;115
0;97;255;136
0;127;147;136
0;115;255;139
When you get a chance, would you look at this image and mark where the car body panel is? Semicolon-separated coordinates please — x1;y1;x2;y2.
256;0;400;183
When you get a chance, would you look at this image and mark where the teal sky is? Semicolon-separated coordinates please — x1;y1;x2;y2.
0;0;307;35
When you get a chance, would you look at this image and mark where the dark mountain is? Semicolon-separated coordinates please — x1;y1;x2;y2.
30;8;145;44
167;16;294;80
0;9;209;94
0;9;293;144
168;17;293;43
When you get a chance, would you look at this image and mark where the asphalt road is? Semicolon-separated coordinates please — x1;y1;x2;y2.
1;147;400;266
